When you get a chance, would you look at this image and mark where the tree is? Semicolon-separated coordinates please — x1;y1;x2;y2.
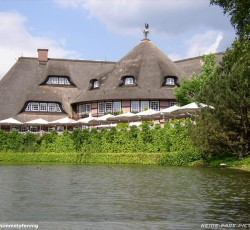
210;0;250;38
194;37;250;159
174;54;216;105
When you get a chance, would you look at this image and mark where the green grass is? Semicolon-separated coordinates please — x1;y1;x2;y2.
0;151;249;170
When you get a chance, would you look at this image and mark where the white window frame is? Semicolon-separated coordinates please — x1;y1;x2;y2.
166;77;175;85
131;101;140;113
105;102;112;113
40;103;47;112
113;101;121;112
48;103;57;112
150;101;159;111
46;76;70;85
93;80;99;88
25;103;31;111
125;77;134;85
98;102;105;114
141;101;149;111
170;101;177;107
31;102;39;111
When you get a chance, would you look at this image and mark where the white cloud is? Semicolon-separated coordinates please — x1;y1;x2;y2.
186;30;223;57
54;0;235;61
0;11;81;79
54;0;231;36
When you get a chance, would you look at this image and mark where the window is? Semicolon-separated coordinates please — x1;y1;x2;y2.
40;103;47;111
46;76;71;85
98;102;105;114
131;101;140;113
105;102;112;113
170;101;177;107
165;77;175;85
113;102;121;112
150;101;159;111
31;102;39;111
97;101;122;114
141;101;149;111
25;102;62;113
77;103;91;115
93;80;99;88
125;77;134;85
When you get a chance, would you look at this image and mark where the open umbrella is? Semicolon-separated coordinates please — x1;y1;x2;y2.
25;118;49;131
74;116;97;125
49;117;76;130
107;112;138;123
0;117;23;125
171;102;214;115
135;109;160;121
155;105;180;120
0;117;23;131
88;114;115;126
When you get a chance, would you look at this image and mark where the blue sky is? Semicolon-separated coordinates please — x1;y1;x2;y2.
0;0;236;79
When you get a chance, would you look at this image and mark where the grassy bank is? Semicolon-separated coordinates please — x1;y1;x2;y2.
0;151;202;166
0;152;249;170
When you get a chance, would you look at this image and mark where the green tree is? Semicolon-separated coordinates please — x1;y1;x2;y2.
174;54;216;105
210;0;250;38
194;37;250;158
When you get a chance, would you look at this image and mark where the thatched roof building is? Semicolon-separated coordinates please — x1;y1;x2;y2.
0;38;223;122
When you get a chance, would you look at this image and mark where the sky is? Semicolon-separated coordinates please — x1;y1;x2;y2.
0;0;236;79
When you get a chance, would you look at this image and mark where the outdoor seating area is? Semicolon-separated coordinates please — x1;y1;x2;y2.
0;102;213;134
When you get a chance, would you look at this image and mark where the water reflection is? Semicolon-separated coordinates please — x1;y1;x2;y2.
0;165;249;229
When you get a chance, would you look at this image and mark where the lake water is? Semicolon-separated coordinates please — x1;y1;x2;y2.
0;164;249;230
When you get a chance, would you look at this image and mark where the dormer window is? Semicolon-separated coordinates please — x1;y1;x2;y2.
163;76;177;86
46;76;70;85
24;101;63;113
93;80;99;88
125;77;134;85
42;75;74;86
166;77;175;85
120;76;136;87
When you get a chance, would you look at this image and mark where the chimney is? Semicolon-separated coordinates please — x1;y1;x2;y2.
37;49;48;62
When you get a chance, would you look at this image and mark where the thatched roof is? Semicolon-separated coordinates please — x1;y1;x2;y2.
0;38;223;121
73;38;185;103
0;57;115;121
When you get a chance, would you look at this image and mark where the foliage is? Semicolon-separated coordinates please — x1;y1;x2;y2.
0;119;196;155
174;54;216;105
194;37;250;159
210;0;250;38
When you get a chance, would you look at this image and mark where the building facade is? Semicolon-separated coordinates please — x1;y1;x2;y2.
0;37;223;122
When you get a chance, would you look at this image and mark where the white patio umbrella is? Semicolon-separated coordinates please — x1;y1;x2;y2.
107;112;138;123
155;105;181;120
0;117;23;131
25;118;49;125
89;114;115;126
0;117;23;125
171;102;214;115
49;117;76;130
135;109;160;121
25;118;49;131
74;116;97;125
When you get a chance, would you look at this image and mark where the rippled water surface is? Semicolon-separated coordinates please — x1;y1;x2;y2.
0;164;249;229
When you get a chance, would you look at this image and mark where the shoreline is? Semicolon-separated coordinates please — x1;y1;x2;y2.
0;152;249;170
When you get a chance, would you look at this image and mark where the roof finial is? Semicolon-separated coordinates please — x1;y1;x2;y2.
143;23;150;39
